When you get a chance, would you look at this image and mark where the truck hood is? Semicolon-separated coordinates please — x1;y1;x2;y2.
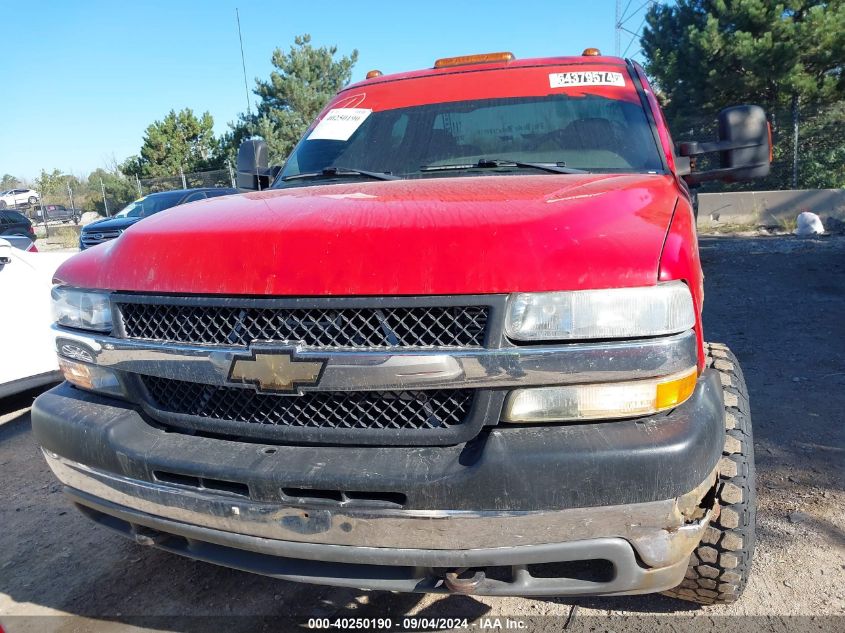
81;216;143;232
55;174;680;295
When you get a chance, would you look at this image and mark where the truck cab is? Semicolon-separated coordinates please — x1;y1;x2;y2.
33;51;769;603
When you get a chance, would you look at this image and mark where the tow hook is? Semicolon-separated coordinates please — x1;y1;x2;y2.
132;526;170;547
444;568;486;594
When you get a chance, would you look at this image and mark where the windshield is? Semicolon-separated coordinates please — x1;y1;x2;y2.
276;93;663;187
114;191;185;218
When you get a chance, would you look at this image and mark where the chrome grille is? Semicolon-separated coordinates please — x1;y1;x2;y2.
81;229;121;248
142;375;473;432
118;303;489;348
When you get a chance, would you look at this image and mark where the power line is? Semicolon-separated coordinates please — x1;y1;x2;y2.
615;0;661;58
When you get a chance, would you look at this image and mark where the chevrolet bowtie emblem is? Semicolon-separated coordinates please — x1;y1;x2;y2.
227;348;327;395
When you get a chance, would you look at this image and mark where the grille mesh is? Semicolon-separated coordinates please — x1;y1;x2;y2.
119;303;488;348
143;376;473;431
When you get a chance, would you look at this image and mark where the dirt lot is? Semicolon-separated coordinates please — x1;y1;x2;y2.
1;235;843;632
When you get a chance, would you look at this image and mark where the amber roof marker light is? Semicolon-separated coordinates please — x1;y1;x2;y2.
582;48;602;56
434;52;515;69
366;69;383;79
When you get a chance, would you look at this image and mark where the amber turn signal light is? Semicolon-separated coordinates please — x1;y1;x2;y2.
58;357;125;397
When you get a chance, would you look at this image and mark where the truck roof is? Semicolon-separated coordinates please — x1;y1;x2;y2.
344;54;630;92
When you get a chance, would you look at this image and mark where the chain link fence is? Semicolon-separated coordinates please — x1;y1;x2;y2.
93;168;237;217
668;101;845;192
18;167;239;221
137;167;236;195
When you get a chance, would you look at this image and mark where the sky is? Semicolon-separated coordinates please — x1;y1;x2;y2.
0;0;632;181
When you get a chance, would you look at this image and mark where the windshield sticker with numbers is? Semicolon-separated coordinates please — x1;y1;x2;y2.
308;108;372;141
549;71;626;88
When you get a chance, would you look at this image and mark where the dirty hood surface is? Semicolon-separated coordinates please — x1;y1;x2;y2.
55;174;680;295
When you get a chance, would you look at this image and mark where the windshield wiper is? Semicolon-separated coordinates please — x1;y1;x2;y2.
281;167;400;182
420;158;588;174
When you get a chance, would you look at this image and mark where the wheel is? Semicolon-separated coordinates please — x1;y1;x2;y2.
28;196;38;205
0;200;6;209
663;342;756;605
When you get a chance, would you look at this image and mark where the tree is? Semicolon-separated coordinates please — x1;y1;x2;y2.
87;168;137;215
1;174;20;190
135;108;223;178
795;102;845;188
229;34;358;162
118;155;144;180
36;169;72;206
642;1;845;125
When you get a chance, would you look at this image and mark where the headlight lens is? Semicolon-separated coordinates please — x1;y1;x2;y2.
504;367;698;423
52;286;112;332
505;281;695;341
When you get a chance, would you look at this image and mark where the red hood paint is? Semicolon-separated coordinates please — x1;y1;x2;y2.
55;174;679;296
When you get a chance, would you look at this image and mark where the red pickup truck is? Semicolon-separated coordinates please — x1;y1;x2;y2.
34;51;770;604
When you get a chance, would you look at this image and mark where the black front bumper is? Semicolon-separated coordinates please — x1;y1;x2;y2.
33;370;724;512
32;371;724;596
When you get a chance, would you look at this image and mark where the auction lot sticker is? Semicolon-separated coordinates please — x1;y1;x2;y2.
549;71;626;88
308;108;372;141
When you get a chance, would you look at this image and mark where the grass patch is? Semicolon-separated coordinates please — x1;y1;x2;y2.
699;223;760;235
46;225;81;248
777;216;798;234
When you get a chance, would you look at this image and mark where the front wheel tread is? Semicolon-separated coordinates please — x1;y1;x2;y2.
663;342;756;605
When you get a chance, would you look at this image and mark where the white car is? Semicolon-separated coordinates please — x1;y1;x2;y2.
0;188;40;209
0;237;74;398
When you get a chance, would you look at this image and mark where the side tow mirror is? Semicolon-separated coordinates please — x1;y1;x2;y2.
237;139;280;191
678;105;772;185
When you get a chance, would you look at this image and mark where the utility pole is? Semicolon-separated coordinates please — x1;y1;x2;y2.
180;165;187;189
615;0;622;56
791;94;800;189
227;160;236;188
100;178;110;216
66;181;75;212
135;175;143;198
615;0;660;59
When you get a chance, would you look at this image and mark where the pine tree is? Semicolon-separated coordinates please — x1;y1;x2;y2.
229;34;358;163
135;109;223;178
642;0;845;126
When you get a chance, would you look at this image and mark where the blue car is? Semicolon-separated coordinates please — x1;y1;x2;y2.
79;187;237;250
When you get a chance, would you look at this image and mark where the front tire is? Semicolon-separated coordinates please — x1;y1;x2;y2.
28;196;38;205
664;343;756;605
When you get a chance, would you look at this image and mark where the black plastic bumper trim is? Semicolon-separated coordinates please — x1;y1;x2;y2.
71;494;688;597
32;370;724;512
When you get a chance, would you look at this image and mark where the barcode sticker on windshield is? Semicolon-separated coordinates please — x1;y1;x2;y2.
549;72;626;88
308;108;372;141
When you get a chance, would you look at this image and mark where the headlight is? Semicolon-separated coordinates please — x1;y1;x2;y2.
504;367;698;423
52;286;112;332
505;281;695;341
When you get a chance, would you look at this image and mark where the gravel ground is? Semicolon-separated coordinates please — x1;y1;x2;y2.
0;235;843;632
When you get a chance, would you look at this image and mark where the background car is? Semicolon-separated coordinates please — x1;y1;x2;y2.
3;235;38;252
79;187;237;249
0;188;40;209
0;238;74;398
33;204;81;224
0;209;37;240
